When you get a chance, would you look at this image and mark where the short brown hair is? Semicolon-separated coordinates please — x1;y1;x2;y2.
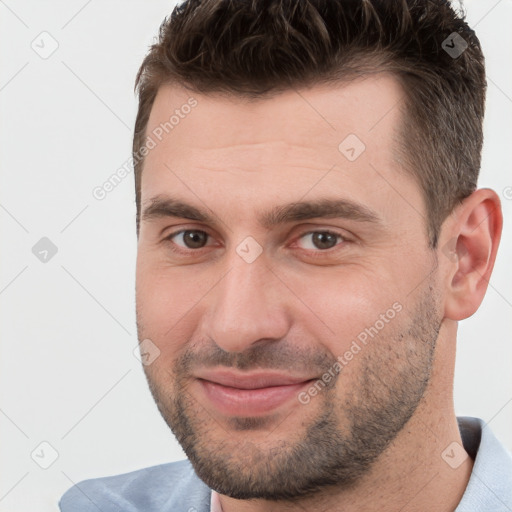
133;0;486;248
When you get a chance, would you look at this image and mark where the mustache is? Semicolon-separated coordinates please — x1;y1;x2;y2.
176;338;337;375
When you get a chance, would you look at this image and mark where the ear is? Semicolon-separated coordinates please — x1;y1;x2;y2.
440;188;503;321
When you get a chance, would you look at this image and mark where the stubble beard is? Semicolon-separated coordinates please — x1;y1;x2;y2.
139;283;442;501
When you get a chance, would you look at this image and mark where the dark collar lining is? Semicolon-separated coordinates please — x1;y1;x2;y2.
457;417;482;461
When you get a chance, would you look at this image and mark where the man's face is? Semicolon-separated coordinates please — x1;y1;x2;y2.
135;74;443;499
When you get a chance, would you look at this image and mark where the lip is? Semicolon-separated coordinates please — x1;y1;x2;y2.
193;369;315;416
195;369;314;389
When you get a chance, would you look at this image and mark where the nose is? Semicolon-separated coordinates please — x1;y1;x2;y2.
199;247;291;353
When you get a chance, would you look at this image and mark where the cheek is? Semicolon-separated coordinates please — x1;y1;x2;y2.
289;266;401;355
135;260;216;355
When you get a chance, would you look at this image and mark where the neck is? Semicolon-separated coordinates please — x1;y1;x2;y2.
218;321;474;512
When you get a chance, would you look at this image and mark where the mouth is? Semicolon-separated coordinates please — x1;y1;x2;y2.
193;369;316;416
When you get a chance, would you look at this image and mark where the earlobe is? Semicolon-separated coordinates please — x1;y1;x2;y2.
442;188;503;321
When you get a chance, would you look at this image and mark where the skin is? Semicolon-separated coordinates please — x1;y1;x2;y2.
135;73;502;511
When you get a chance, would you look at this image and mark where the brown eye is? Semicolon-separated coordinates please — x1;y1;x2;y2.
298;231;343;251
169;230;210;250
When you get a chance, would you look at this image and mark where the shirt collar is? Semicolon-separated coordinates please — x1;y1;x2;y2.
455;416;512;511
210;488;224;512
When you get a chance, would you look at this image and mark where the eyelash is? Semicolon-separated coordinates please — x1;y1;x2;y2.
163;229;349;258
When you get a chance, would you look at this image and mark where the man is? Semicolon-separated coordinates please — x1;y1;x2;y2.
59;0;511;510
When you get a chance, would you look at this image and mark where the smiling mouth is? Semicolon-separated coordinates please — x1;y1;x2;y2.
193;369;316;416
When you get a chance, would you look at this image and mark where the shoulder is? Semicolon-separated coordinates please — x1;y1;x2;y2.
58;459;211;512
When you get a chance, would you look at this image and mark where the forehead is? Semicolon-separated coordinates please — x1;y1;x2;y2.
140;74;423;230
146;73;403;155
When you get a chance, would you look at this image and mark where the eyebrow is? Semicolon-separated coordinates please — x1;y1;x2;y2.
141;195;382;229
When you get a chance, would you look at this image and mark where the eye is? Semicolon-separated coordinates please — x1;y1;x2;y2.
166;229;212;251
296;230;346;251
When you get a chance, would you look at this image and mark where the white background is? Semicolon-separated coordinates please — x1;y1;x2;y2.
1;1;511;510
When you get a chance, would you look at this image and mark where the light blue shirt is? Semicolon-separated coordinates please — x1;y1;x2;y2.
59;417;512;511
